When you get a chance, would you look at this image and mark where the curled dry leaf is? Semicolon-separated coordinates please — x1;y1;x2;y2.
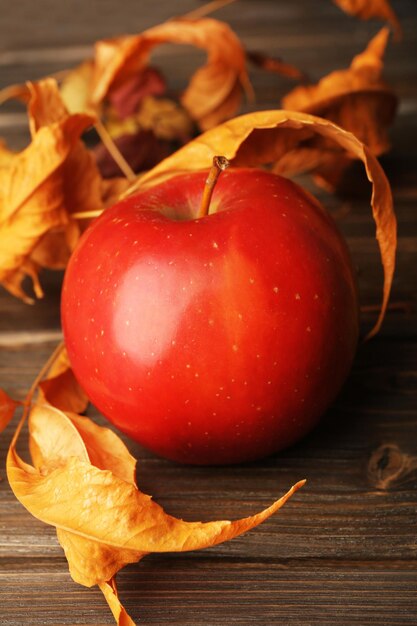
74;17;250;131
0;79;102;302
38;347;88;414
333;0;401;38
246;50;306;81
7;402;304;624
127;109;396;339
280;28;397;190
0;389;19;434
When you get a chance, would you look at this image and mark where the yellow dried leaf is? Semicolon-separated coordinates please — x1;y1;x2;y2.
0;79;103;302
333;0;401;37
90;17;249;130
128;109;395;339
8;402;304;624
60;60;95;115
0;140;16;168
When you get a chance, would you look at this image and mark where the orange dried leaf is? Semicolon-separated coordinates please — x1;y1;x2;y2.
247;50;306;81
90;17;249;130
8;402;304;623
282;28;397;159
99;579;136;626
38;348;88;414
333;0;401;37
0;79;102;302
280;28;397;191
129;109;395;338
0;389;19;434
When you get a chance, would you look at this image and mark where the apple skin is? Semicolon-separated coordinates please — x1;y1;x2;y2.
61;168;359;465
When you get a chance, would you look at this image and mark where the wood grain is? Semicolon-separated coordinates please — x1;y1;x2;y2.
0;0;417;624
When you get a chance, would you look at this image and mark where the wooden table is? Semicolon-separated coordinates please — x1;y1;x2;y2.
1;1;416;624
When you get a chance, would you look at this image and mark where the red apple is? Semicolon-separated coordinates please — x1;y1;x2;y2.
61;166;359;464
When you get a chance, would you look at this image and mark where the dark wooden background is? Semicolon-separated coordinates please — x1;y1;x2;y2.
1;1;417;624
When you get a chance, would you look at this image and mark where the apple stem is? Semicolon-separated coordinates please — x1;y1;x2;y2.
198;156;230;218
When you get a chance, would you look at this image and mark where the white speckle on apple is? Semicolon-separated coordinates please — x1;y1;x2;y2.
273;286;279;293
100;329;104;336
212;241;219;249
128;386;132;392
282;213;287;217
314;293;319;299
249;278;255;284
243;380;248;386
187;420;192;425
232;344;238;352
125;320;130;326
256;354;261;359
237;312;243;320
212;412;217;416
186;364;191;369
295;293;301;300
306;326;311;332
194;372;199;378
226;396;231;400
94;367;98;374
267;380;272;385
171;340;176;346
219;386;224;391
208;319;215;326
133;240;139;245
256;406;262;412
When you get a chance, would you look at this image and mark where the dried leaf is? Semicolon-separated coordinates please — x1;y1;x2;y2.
99;579;136;626
108;67;166;119
333;0;401;38
128;109;395;339
0;389;19;434
247;50;306;81
0;140;16;168
8;402;304;623
90;17;249;130
282;28;397;159
60;60;95;115
38;348;88;414
0;79;102;302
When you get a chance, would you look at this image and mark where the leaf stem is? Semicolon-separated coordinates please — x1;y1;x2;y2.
95;120;136;182
9;341;65;447
182;0;237;20
72;209;104;220
198;156;229;218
